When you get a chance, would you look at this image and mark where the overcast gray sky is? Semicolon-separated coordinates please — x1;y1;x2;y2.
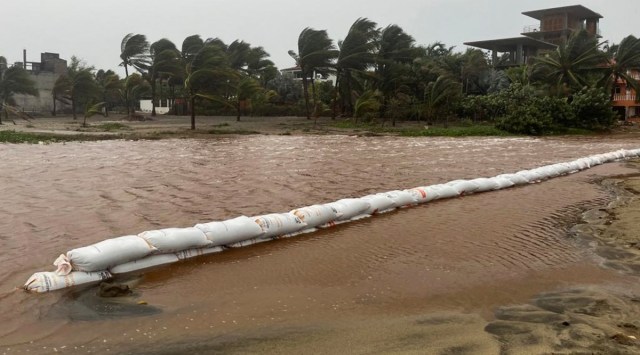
2;0;638;76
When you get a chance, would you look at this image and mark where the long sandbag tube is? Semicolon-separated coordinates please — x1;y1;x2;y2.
24;149;640;292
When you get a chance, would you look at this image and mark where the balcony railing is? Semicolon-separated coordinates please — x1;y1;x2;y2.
522;25;540;33
614;93;637;101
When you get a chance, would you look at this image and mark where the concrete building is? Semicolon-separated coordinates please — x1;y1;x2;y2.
465;5;602;68
12;51;68;114
612;70;640;120
280;66;336;84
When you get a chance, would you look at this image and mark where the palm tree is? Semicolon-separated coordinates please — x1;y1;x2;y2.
232;76;261;121
148;39;182;116
289;27;338;121
120;33;150;78
599;35;640;103
182;37;235;129
119;33;150;116
53;57;98;120
246;46;276;86
374;24;416;122
422;75;462;126
94;69;122;117
121;73;150;115
82;101;105;127
0;56;39;124
333;18;379;118
533;30;604;95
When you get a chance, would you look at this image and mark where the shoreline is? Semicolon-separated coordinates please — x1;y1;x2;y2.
484;160;640;353
2;114;640;142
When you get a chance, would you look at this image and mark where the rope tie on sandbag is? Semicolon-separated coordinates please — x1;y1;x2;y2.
23;148;640;292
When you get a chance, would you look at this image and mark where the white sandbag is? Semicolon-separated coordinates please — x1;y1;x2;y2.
552;163;575;175
139;227;211;253
628;149;640;157
601;152;618;161
383;190;418;207
516;169;544;182
571;160;588;170
533;166;556;179
447;179;480;195
291;204;339;228
110;254;180;274
195;216;265;246
469;177;500;192
430;184;458;199
613;150;626;159
326;198;371;221
489;176;515;189
254;213;307;239
360;194;396;214
406;187;435;203
575;158;591;169
62;235;156;273
495;173;529;185
585;156;602;167
175;246;224;260
24;270;112;293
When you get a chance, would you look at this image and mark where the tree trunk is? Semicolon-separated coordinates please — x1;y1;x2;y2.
236;100;241;121
52;97;57;116
151;79;157;117
190;96;196;130
302;76;311;119
331;71;341;120
311;77;318;115
72;98;77;120
124;65;130;117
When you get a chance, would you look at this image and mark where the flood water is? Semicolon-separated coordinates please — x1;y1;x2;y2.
1;135;640;353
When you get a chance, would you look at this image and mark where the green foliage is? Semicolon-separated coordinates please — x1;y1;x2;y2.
0;130;118;143
400;125;511;137
354;90;381;121
495;98;555;135
532;30;604;94
570;87;617;130
93;122;131;131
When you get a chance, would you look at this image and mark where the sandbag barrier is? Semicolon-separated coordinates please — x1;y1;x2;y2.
23;148;640;293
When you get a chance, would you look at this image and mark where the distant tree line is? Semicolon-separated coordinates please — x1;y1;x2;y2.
1;19;639;133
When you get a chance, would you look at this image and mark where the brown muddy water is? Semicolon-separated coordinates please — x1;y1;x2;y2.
1;135;640;354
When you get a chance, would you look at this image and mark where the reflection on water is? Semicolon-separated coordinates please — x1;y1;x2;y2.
1;135;639;353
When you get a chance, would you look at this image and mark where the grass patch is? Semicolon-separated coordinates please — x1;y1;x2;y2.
0;130;122;143
212;123;230;127
400;125;513;137
92;122;131;131
206;129;260;135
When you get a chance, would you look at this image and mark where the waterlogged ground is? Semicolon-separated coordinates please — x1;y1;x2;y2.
1;135;640;354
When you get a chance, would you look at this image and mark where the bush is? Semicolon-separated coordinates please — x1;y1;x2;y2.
496;98;554;135
570;87;617;130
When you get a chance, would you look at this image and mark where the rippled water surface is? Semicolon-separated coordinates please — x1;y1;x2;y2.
1;135;640;353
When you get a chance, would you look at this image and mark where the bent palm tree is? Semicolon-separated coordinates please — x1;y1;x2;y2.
183;38;235;129
289;28;338;121
374;24;416;121
149;39;181;116
599;35;640;103
533;30;604;95
333;18;379;118
120;33;150;116
54;57;97;120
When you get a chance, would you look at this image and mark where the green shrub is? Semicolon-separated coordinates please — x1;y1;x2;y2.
570;87;617;130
